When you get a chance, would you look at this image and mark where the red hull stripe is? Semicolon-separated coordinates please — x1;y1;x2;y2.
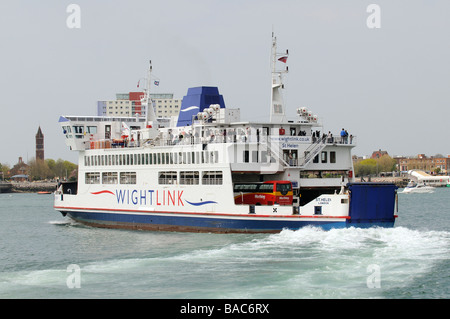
54;205;350;219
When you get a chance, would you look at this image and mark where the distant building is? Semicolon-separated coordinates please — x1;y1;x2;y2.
395;154;450;174
371;149;388;159
152;93;182;118
97;92;182;119
10;157;28;180
36;126;44;161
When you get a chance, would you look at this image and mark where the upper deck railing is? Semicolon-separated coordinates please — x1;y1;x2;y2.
84;128;356;151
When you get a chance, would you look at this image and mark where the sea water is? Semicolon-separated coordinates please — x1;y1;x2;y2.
0;189;448;299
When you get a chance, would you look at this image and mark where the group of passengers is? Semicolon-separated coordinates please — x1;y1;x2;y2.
311;129;353;144
163;127;353;146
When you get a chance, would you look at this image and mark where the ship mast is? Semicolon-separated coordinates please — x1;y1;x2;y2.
143;60;157;125
270;33;289;123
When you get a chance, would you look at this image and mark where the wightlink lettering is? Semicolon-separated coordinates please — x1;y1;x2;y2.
115;189;184;206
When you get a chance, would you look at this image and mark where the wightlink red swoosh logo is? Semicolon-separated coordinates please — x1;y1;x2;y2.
91;190;115;195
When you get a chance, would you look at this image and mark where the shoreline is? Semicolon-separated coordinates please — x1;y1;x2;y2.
9;181;58;193
355;176;409;188
2;177;410;194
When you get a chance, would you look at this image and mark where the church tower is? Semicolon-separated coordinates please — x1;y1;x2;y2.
36;126;44;161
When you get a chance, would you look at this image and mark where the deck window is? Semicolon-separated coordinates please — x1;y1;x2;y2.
243;150;249;163
202;171;223;185
158;171;177;184
102;172;118;184
120;172;136;184
321;151;327;163
252;151;259;163
330;151;336;163
313;154;319;163
85;172;100;184
180;171;199;185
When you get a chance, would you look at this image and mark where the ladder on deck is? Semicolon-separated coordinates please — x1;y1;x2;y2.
264;140;290;167
297;139;327;168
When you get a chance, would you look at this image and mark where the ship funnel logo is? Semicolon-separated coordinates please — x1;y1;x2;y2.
180;106;200;112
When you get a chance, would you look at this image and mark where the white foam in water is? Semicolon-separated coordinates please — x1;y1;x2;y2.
82;257;151;273
48;220;72;225
160;226;449;298
266;226;450;298
0;268;67;298
47;217;86;227
1;224;447;298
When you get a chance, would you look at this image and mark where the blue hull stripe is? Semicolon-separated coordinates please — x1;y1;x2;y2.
62;210;394;233
185;200;218;206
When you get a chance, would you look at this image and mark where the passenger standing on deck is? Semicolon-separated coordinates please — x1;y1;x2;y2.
222;128;226;143
340;128;346;144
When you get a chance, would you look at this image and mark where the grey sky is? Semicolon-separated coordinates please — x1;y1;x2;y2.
1;0;449;166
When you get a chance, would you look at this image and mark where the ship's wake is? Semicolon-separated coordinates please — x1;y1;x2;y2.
2;225;448;298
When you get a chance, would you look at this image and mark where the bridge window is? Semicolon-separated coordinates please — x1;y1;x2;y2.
73;126;84;134
86;126;97;134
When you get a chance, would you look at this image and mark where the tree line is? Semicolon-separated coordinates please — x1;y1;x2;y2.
353;154;397;177
0;158;77;181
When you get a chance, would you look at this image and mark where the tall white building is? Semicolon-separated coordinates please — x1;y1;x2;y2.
97;92;181;118
152;93;182;118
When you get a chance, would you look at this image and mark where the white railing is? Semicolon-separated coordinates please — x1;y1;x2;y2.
83;130;356;157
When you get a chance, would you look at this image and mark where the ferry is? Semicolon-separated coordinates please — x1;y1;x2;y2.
407;170;450;188
53;34;398;233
